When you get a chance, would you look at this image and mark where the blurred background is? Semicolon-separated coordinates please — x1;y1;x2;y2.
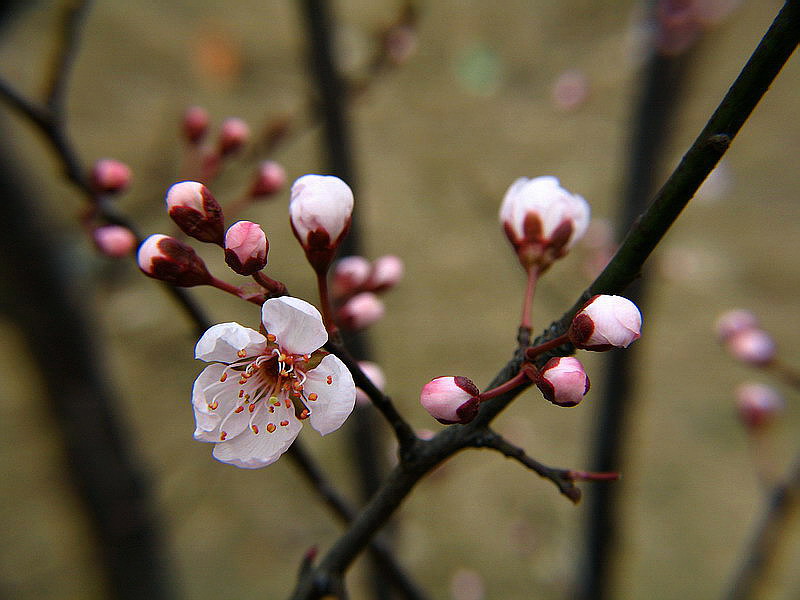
0;1;798;598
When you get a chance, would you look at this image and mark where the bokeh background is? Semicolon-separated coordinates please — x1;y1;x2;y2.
0;1;798;598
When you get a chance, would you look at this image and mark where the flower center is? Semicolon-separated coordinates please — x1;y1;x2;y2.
207;338;319;441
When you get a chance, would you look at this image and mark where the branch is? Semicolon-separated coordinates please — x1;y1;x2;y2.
724;457;800;600
327;339;418;450
46;0;92;115
472;429;583;502
288;3;800;596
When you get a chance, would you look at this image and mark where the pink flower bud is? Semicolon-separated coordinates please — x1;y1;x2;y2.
137;234;212;286
332;255;372;299
249;160;287;197
551;69;590;112
367;254;404;293
165;181;225;246
289;174;354;272
715;309;759;342
355;361;386;406
736;382;784;430
569;295;642;351
726;329;776;366
218;117;250;155
420;376;481;425
337;292;385;330
224;221;268;275
93;225;137;258
536;356;590;407
91;159;132;194
182;106;210;144
499;176;590;270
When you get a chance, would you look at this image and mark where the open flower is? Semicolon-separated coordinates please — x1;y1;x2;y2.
192;296;356;468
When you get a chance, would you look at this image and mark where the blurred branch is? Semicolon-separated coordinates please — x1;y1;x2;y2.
45;0;92;115
578;8;695;599
0;129;175;600
725;457;800;600
0;1;212;334
289;3;800;597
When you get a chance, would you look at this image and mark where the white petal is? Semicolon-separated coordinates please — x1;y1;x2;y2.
261;297;328;355
192;364;227;441
304;354;356;436
211;400;302;468
195;322;267;363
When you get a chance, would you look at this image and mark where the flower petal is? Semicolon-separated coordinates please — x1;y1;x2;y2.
195;322;266;363
192;364;228;441
211;400;302;468
304;354;356;436
261;297;328;355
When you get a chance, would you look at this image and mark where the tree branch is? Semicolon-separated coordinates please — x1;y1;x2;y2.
288;3;800;596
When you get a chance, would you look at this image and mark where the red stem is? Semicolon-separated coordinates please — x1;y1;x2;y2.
520;265;539;330
526;332;571;359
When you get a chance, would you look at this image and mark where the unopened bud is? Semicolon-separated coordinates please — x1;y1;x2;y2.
182;106;210;144
355;361;386;406
91;159;132;194
716;309;759;342
332;255;371;299
337;292;385;330
569;295;642;351
166;181;225;245
289;174;354;272
367;254;404;292
536;356;590;407
224;220;268;275
420;376;481;425
93;225;137;258
499;176;590;271
736;382;784;430
726;329;776;366
250;160;287;197
137;234;212;286
218;117;250;155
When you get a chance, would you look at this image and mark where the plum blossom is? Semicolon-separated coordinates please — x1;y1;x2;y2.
192;296;356;468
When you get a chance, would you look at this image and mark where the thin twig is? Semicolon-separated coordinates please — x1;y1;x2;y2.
724;457;800;600
472;429;582;502
46;0;92;115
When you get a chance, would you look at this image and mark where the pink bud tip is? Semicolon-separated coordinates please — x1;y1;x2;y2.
715;309;759;342
536;356;590;407
332;255;372;299
569;295;642;351
137;234;211;286
736;382;784;430
367;255;404;293
165;181;225;245
499;176;590;270
551;69;590;112
355;361;386;406
218;117;250;155
337;292;385;331
420;376;480;424
93;225;137;258
224;220;268;275
289;174;354;271
250;160;287;197
726;329;776;366
182;106;210;144
91;159;132;194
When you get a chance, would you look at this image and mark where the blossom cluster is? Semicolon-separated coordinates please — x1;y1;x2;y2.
420;176;643;424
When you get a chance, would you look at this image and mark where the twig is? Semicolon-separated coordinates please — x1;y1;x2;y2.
472;429;582;502
724;457;800;600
